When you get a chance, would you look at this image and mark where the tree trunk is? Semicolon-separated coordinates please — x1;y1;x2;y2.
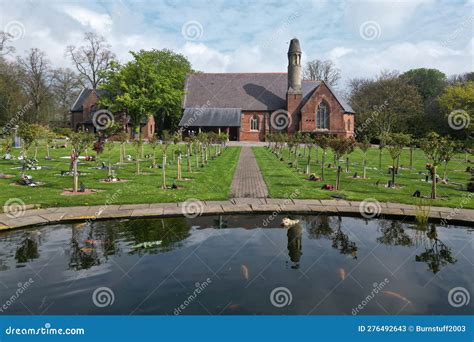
336;166;342;190
177;154;182;180
346;157;349;173
306;149;311;174
187;145;191;172
363;156;367;179
195;144;200;168
431;165;437;199
391;160;396;187
379;147;382;169
161;154;167;189
321;152;325;181
72;158;79;192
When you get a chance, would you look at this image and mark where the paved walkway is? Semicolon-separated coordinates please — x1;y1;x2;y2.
1;199;473;230
230;147;269;198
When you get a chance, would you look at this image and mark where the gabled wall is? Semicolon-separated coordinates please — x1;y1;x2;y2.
300;82;354;137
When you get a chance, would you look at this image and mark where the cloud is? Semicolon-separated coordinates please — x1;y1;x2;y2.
61;5;113;34
0;0;471;89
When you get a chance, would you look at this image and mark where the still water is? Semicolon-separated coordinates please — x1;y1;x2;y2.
0;215;472;315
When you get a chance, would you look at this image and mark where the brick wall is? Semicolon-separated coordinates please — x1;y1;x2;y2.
300;82;354;137
71;91;100;130
239;111;268;141
287;92;302;134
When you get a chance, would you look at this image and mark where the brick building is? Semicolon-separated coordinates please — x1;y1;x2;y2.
179;38;355;141
70;89;155;139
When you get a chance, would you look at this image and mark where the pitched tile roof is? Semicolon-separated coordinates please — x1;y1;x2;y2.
70;89;107;112
179;108;241;127
182;73;354;113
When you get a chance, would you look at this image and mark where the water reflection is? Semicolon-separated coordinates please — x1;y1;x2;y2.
377;220;413;247
0;215;470;315
331;217;358;259
287;225;303;269
415;225;456;274
15;235;40;265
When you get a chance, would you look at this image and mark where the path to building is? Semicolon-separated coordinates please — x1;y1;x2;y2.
230;147;269;198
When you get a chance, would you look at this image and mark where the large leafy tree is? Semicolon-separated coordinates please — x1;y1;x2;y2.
401;68;447;106
349;71;423;139
0;58;26;129
438;81;473;142
100;49;191;133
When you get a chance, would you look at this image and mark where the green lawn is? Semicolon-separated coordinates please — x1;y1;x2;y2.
253;146;474;209
0;143;240;210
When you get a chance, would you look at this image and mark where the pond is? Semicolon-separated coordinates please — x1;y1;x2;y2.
0;215;472;315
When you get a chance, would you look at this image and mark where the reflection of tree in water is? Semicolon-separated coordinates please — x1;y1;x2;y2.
377;220;413;246
287;225;303;269
15;235;40;264
120;217;190;253
415;225;456;274
96;224;121;259
68;224;101;271
304;216;358;259
306;216;333;240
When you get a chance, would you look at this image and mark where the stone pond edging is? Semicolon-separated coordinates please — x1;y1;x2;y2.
1;198;473;230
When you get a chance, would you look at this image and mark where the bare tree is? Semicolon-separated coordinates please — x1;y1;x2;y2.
16;48;52;123
51;68;82;124
66;32;115;89
302;59;341;86
0;32;15;56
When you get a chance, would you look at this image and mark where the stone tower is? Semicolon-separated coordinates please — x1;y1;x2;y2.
286;38;302;133
287;38;302;93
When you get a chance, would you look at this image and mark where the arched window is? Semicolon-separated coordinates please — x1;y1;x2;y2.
316;102;329;129
250;115;259;131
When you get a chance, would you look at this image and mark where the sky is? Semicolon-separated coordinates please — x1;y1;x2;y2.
0;0;473;89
